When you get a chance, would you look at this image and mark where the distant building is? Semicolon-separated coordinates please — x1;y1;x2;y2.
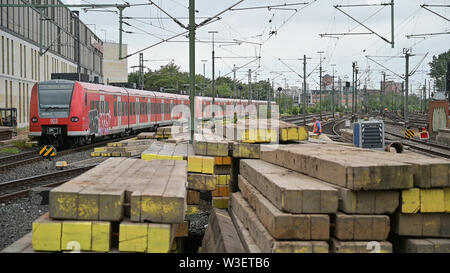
322;74;333;90
103;42;128;85
0;2;103;128
384;81;403;93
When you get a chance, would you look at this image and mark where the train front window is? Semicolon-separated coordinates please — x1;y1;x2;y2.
38;82;74;110
38;81;74;118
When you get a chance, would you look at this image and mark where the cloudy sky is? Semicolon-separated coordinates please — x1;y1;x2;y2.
66;0;449;94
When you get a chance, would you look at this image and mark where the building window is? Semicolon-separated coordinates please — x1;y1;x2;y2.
19;83;22;123
1;36;4;74
4;80;8;108
11;40;14;76
6;38;9;75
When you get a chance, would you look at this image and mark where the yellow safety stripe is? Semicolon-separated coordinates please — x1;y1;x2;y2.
44;147;53;157
40;146;47;155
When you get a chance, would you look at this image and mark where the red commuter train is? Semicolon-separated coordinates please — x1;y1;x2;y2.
29;80;270;147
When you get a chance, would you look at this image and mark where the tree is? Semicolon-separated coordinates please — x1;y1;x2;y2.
428;49;450;92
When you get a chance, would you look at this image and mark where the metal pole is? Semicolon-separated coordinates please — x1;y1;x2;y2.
267;78;271;115
318;51;324;120
352;62;355;116
119;7;124;59
381;72;385;113
331;64;336;118
209;31;218;116
303;55;307;126
189;0;195;143
233;65;237;102
404;50;410;126
355;68;358;113
391;0;395;48
248;69;252;103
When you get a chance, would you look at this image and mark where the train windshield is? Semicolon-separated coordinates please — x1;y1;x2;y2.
38;81;74;117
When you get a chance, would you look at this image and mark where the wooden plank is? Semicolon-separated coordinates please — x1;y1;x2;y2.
238;175;329;240
229;210;262;253
260;143;414;190
32;213;62;252
399;238;450;253
187;173;217;191
392;212;450;238
333;212;390;241
230;192;329;253
334;185;399;214
240;159;338;214
187;190;200;205
401;188;449;214
330;238;392;253
161;160;187;223
232;143;260;158
201;209;245;253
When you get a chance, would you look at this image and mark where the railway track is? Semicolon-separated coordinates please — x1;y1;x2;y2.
0;165;96;203
0;134;136;173
384;130;450;159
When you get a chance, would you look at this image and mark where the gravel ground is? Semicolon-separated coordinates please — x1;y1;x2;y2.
0;150;93;183
0;197;48;251
185;206;211;253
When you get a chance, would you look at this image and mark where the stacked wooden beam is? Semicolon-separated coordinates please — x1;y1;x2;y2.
0;126;13;141
215;118;308;143
141;141;194;161
392;153;450;253
187;154;232;209
32;158;188;253
156;126;185;139
91;139;154;157
229;159;336;253
137;132;156;139
339;128;353;143
200;209;245;253
257;143;450;253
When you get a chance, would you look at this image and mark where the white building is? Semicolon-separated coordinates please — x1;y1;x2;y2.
103;42;128;85
0;1;104;128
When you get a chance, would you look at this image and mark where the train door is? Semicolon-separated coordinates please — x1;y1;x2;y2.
118;96;121;128
136;98;140;126
170;99;173;121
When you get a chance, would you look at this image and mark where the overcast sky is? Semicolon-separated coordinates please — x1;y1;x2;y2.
66;0;450;94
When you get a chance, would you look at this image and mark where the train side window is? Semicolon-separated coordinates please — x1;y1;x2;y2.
106;102;109;114
114;102;117;116
91;101;95;110
85;93;87;106
96;101;99;112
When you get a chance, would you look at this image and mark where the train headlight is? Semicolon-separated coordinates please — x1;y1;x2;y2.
31;117;38;123
71;116;80;122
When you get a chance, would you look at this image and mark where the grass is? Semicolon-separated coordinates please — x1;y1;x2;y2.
12;139;34;149
0;147;20;154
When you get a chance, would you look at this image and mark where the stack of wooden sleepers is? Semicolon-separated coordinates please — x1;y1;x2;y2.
136;132;156;139
91;138;154;157
394;152;450;253
214;118;309;143
0;126;13;141
31;158;189;253
141;141;194;161
190;133;233;209
201;142;450;253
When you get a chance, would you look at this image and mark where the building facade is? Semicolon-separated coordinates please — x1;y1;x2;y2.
0;0;104;128
103;42;128;85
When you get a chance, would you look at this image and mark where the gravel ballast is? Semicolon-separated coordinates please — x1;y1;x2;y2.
0;197;48;251
0;150;93;184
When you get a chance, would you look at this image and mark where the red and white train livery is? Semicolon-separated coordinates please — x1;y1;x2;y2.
29;80;270;146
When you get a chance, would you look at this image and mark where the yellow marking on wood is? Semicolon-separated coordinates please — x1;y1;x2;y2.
188;156;203;173
202;157;215;174
32;220;62;252
92;222;111;252
118;222;148;253
401;188;420;213
61;221;92;251
421;189;445;213
444;188;450;213
147;224;171;253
